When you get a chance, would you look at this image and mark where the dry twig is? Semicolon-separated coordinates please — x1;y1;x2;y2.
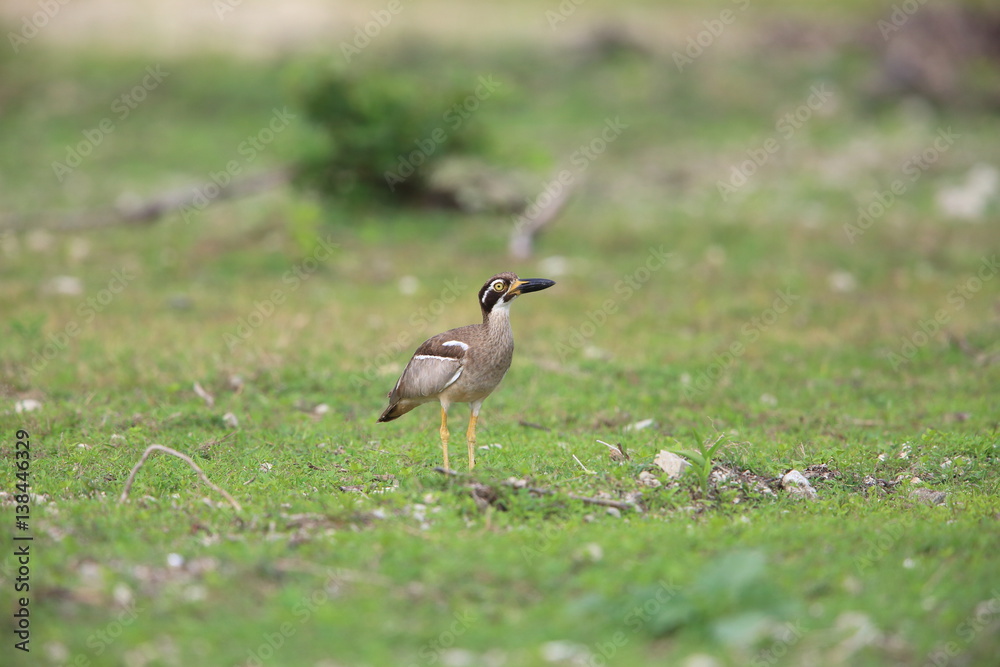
432;467;636;512
119;444;243;512
508;176;573;260
532;487;635;512
0;167;292;232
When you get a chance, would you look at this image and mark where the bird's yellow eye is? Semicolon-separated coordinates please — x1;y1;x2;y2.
492;280;506;292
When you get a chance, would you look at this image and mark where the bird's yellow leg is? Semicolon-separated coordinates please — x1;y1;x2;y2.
466;413;478;470
439;405;450;471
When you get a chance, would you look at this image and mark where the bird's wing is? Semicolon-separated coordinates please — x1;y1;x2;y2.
388;332;470;401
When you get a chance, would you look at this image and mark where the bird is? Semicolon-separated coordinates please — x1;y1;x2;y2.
378;272;555;470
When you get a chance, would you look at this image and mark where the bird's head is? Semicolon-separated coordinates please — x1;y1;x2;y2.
478;272;555;315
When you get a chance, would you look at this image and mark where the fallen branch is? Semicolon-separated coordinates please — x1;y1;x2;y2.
119;444;243;512
508;176;573;260
0;167;293;232
431;467;635;512
518;420;551;431
528;486;635;512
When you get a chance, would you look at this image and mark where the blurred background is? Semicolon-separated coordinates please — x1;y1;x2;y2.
2;0;999;393
3;2;1000;666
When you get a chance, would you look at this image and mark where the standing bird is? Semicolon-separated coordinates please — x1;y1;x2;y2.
378;272;555;470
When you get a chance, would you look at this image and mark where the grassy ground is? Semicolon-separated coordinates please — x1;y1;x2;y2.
2;3;1000;666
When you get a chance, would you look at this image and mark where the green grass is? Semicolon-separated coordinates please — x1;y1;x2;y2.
2;4;1000;666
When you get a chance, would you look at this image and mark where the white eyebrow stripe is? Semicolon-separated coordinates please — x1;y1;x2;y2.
441;341;469;350
413;354;457;362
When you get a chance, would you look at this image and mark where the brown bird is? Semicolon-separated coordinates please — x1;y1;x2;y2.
378;272;555;470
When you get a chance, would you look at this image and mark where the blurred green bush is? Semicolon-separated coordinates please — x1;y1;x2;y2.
293;65;489;206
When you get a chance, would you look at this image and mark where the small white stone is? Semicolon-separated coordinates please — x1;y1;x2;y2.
26;230;54;252
583;345;611;360
780;469;818;500
166;553;184;568
68;237;91;263
15;399;42;413
638;471;662;488
44;642;70;663
398;275;419;295
541;640;589;662
625;418;655;432
409;504;427;522
44;275;83;295
683;654;722;667
936;163;999;220
654;450;692;479
183;585;207;602
441;648;477;667
112;583;133;606
910;488;947;505
223;412;239;428
828;270;857;293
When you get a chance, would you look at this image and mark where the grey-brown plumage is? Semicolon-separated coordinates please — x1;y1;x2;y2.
378;272;555;470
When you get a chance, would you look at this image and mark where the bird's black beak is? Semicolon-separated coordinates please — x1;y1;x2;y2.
510;278;556;296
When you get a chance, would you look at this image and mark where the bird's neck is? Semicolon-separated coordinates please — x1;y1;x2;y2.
481;302;514;345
